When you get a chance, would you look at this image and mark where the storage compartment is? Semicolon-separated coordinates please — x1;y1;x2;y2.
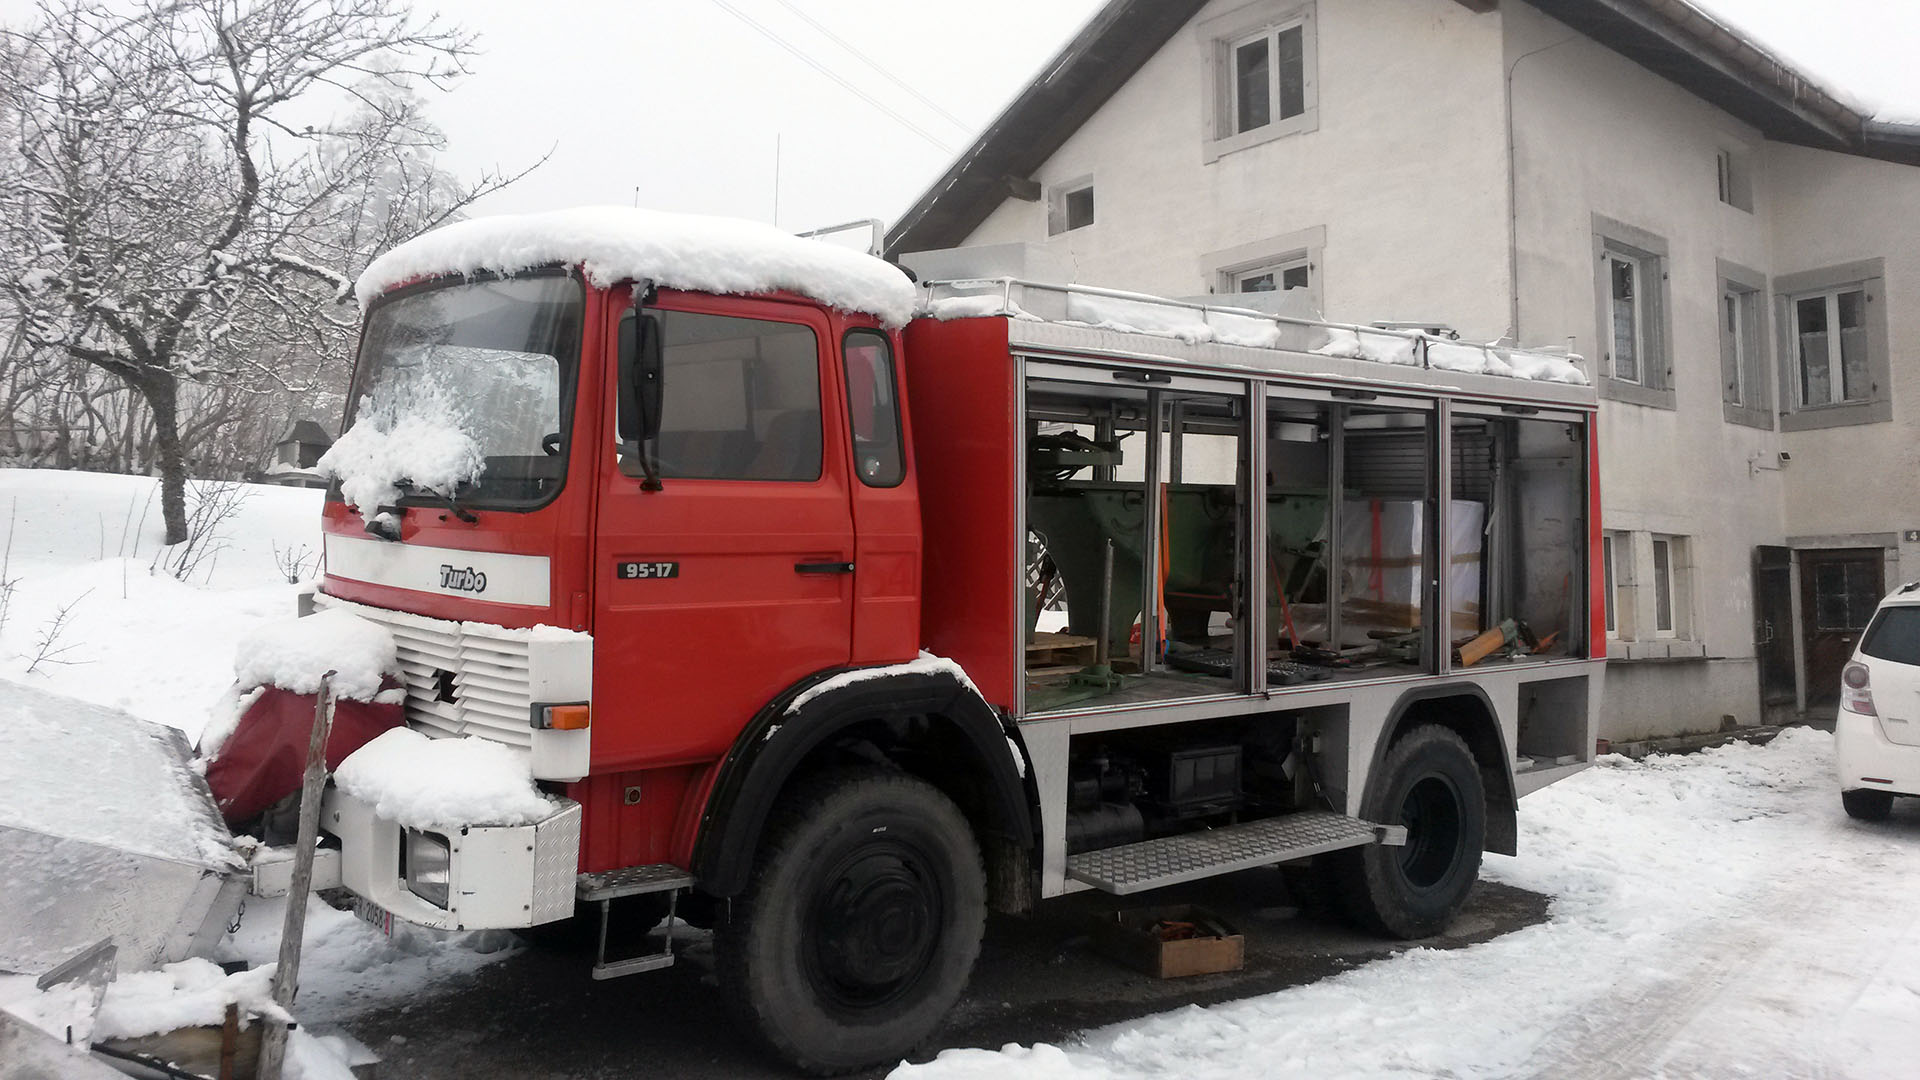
1517;674;1590;765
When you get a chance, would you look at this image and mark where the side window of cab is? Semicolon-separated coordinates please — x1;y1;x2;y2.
842;329;904;487
629;309;823;481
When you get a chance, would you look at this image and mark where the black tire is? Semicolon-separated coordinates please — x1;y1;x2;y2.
1842;788;1894;821
715;768;986;1075
1331;724;1485;940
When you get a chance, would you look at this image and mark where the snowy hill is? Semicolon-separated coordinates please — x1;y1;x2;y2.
0;468;323;739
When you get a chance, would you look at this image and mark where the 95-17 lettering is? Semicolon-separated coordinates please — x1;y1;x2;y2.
616;561;680;580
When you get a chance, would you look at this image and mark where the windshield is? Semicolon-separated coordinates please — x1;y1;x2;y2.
345;274;583;508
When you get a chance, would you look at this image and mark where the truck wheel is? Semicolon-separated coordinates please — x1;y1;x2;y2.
1332;724;1485;940
715;768;985;1075
1842;788;1894;821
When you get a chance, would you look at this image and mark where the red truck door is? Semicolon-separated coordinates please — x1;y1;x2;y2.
592;290;854;768
839;326;921;664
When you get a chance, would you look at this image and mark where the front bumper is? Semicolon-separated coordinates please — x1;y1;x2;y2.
322;786;581;931
1835;712;1920;798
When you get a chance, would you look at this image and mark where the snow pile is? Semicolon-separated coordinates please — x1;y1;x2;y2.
895;729;1920;1080
317;381;484;515
923;293;1040;322
91;958;288;1040
332;727;555;831
231;607;397;703
356;206;917;327
0;681;239;871
1315;328;1586;384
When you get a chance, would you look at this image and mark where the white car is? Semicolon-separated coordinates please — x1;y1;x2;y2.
1837;583;1920;820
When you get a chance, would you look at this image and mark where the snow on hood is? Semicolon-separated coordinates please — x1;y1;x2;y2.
356;206;917;327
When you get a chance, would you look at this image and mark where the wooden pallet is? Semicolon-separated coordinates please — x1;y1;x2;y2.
1027;631;1098;667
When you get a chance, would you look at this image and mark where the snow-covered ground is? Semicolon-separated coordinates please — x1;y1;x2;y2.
900;730;1920;1080
0;468;320;739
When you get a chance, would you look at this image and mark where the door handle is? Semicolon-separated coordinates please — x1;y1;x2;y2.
795;561;855;574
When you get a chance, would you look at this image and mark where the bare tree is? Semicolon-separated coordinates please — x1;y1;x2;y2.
0;0;532;542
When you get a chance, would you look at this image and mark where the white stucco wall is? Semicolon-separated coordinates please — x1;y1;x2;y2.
958;0;1515;337
1767;143;1920;587
1503;1;1796;737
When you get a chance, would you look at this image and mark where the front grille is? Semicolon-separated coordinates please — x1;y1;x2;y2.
318;596;536;749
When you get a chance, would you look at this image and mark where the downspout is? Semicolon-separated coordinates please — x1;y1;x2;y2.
1503;34;1581;344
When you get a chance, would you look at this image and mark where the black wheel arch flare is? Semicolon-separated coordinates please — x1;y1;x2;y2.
1366;683;1519;857
693;666;1039;898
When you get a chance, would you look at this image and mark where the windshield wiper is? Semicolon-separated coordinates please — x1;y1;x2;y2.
396;479;479;524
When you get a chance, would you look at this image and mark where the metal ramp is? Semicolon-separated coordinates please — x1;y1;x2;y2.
576;864;694;980
1066;811;1407;895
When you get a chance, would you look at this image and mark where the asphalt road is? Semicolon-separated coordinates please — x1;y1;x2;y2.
336;871;1548;1079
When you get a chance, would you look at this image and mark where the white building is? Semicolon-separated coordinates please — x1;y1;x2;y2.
886;0;1920;742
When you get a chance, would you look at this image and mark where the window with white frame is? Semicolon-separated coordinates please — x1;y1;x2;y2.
1602;533;1617;637
1774;260;1889;431
1606;252;1647;384
1718;260;1771;429
1591;215;1672;409
1231;257;1310;295
1603;530;1633;640
1198;2;1318;162
1202;226;1326;315
1046;179;1095;236
1650;535;1691;638
1790;287;1870;407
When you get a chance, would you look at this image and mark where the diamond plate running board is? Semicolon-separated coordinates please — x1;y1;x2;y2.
1066;811;1408;895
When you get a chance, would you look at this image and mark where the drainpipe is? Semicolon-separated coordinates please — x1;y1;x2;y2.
1503;34;1580;344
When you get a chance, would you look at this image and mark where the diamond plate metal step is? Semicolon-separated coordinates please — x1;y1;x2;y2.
577;864;693;902
1066;811;1408;895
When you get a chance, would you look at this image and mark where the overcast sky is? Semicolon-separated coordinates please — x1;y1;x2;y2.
5;0;1918;234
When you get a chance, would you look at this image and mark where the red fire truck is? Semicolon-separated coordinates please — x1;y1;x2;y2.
308;208;1602;1073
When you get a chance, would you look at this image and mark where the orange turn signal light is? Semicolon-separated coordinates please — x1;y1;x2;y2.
545;704;591;731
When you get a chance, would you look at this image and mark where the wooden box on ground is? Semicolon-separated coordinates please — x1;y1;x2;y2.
1092;904;1244;979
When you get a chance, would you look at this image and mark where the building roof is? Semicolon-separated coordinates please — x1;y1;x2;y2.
281;419;333;446
885;0;1920;257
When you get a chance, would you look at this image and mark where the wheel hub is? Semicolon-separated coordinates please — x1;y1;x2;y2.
808;842;942;1009
1398;774;1464;889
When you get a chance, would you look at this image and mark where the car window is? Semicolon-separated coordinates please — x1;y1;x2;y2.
1860;605;1920;665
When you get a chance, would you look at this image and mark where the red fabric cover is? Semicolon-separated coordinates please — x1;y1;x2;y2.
205;679;405;827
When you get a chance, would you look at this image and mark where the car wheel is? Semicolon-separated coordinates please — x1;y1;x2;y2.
1842;788;1894;821
1331;724;1486;940
715;767;985;1075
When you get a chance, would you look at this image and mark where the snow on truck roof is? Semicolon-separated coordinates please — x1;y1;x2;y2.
355;206;919;326
920;279;1591;389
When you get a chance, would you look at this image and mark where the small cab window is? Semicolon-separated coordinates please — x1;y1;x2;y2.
1862;605;1920;666
651;310;821;481
842;330;904;487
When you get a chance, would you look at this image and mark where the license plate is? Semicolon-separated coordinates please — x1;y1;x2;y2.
353;897;395;938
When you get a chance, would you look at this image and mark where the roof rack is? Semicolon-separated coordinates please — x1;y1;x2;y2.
918;277;1588;387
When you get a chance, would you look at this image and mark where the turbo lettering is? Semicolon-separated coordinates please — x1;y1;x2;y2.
439;565;488;593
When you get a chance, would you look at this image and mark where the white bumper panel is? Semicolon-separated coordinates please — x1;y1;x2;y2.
324;533;552;607
1836;711;1920;797
323;787;581;931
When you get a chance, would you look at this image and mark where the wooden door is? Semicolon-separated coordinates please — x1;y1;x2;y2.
1798;548;1883;709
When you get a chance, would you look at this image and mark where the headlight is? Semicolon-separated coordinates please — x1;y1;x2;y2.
404;830;451;908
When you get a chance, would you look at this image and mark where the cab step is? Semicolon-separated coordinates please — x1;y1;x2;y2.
1066;811;1408;895
576;864;695;980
